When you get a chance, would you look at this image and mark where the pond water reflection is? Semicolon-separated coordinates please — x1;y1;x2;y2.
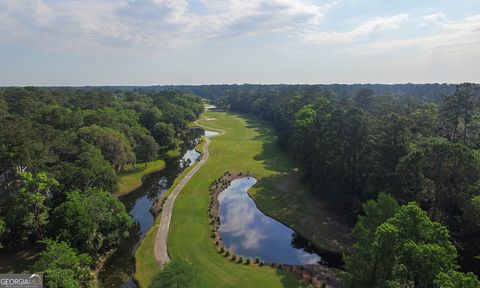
219;177;341;266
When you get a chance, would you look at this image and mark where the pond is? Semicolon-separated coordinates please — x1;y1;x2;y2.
218;177;343;267
99;128;206;288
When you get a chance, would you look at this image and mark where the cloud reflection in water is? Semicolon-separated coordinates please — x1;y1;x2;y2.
218;177;322;265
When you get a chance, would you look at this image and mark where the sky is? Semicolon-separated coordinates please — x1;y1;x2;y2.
0;0;479;86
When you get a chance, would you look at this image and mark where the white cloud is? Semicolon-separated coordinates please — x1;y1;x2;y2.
2;0;475;66
423;12;447;23
346;14;480;55
302;14;409;44
0;0;334;53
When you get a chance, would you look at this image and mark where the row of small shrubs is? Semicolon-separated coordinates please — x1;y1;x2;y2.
215;246;261;265
207;173;233;232
208;172;233;192
208;174;226;255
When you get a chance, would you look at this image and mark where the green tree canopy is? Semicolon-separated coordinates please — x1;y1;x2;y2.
435;271;480;288
441;83;478;144
6;171;59;243
152;122;176;151
78;125;135;170
0;219;6;248
140;107;163;131
149;259;206;288
0;87;203;257
136;133;159;164
464;195;480;233
344;193;400;287
397;137;480;225
372;113;411;191
345;195;480;288
0;95;8;119
50;189;131;256
34;239;92;288
67;144;117;192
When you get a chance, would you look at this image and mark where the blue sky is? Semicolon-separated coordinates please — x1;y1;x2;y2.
0;0;479;85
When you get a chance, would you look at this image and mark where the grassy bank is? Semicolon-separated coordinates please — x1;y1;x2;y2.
117;160;167;196
134;218;161;288
117;143;184;196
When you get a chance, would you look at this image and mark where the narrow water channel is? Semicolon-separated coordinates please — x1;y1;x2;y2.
218;177;343;267
99;128;206;288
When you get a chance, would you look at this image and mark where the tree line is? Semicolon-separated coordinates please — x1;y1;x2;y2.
0;87;203;287
152;83;456;103
206;83;480;286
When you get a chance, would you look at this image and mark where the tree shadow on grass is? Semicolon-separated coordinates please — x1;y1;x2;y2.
244;117;292;175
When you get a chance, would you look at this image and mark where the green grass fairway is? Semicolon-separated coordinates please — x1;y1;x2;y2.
167;110;347;288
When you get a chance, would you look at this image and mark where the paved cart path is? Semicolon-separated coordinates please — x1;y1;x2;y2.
155;124;223;266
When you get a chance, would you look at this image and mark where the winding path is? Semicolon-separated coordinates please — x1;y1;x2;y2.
154;125;223;266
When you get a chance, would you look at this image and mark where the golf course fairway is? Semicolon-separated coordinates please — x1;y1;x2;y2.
137;110;350;287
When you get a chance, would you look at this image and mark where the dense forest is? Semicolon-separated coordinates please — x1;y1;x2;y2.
145;83;456;103
1;84;480;287
203;83;480;284
0;87;203;286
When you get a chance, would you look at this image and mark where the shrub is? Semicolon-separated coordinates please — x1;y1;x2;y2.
149;259;206;288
